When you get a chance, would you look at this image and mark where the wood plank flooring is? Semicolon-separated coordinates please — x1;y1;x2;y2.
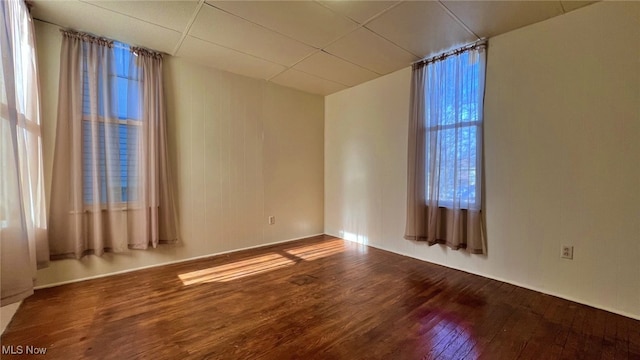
2;235;639;359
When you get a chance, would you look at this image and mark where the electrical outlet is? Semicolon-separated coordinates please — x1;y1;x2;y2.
268;216;275;225
561;245;573;259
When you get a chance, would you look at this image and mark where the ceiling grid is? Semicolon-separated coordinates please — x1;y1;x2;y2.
32;0;597;96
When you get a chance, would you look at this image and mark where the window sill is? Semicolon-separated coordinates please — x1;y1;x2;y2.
70;205;145;214
428;203;480;212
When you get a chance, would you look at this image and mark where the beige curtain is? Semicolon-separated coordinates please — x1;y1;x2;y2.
131;46;179;247
1;0;50;305
49;31;178;258
405;43;487;254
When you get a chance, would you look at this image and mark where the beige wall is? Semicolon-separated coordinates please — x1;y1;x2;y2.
325;1;640;319
34;21;324;286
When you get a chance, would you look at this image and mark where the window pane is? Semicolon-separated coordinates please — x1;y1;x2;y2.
426;124;479;206
116;77;128;119
426;51;481;129
81;41;141;206
453;125;477;205
83;121;141;205
112;42;130;78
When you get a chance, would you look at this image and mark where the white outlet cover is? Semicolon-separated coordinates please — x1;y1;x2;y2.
561;245;573;259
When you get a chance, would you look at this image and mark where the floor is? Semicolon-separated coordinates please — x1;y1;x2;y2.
2;235;639;359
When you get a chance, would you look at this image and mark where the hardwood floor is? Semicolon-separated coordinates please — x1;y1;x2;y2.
2;235;639;359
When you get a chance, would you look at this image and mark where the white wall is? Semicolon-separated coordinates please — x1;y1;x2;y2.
34;21;324;286
325;1;640;319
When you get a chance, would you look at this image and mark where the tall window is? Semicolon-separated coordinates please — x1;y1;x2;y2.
424;48;483;210
49;30;179;258
1;0;50;304
81;42;141;205
405;42;486;254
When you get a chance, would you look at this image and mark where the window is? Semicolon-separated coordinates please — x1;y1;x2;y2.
405;42;486;252
81;42;141;205
0;0;46;229
1;0;50;303
424;48;484;210
50;29;179;256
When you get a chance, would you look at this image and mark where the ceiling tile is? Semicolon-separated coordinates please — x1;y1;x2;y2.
324;27;418;75
207;1;358;48
442;1;565;39
33;0;599;94
190;4;315;66
318;0;399;24
80;0;199;32
177;36;286;80
32;0;181;53
365;1;477;58
270;68;347;95
293;51;378;87
561;1;598;12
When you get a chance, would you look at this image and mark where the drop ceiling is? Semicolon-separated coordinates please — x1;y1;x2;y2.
31;0;597;96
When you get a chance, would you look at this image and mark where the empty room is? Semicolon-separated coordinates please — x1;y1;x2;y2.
1;0;639;358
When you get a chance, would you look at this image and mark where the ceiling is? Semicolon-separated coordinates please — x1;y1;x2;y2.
32;0;597;96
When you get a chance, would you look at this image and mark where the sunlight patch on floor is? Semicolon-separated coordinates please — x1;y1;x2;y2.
284;239;346;261
178;253;295;285
178;240;350;285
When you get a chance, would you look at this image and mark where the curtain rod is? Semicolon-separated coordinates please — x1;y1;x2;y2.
413;39;487;68
60;29;114;48
35;17;164;56
58;28;164;57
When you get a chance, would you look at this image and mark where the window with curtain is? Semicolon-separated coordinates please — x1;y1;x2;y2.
1;0;49;305
49;30;179;258
405;41;487;254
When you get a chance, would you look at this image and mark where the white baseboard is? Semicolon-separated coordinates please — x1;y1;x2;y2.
336;235;640;321
34;233;325;290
